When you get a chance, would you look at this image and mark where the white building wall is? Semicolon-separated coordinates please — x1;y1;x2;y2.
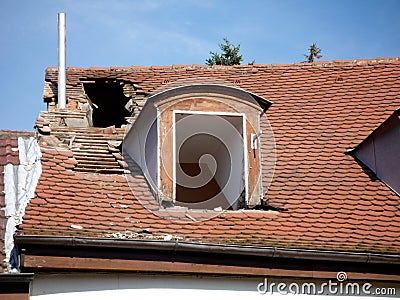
30;273;399;300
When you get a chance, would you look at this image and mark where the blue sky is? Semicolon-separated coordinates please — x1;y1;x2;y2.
1;0;399;130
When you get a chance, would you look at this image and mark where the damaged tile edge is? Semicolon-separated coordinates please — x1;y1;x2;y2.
4;136;42;273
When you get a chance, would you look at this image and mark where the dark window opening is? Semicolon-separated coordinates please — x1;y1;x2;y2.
83;79;130;128
174;113;245;210
176;134;229;207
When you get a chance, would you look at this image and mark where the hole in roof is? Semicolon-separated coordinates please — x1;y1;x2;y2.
83;79;131;128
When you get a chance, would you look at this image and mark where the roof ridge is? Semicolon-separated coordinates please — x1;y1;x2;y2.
0;130;34;136
44;56;400;73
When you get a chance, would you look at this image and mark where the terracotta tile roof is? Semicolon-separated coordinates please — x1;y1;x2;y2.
20;57;400;254
0;130;34;272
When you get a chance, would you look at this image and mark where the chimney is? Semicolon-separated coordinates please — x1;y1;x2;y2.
58;13;66;109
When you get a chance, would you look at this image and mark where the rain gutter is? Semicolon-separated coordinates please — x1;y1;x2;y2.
15;235;400;265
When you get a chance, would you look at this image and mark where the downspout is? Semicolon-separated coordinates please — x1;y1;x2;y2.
252;107;268;148
58;12;66;109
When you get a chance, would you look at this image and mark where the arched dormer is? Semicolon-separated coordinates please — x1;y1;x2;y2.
123;82;272;210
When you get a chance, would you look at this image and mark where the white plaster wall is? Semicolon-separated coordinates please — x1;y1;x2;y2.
31;274;259;300
4;137;42;271
123;102;157;170
355;120;400;195
30;273;399;300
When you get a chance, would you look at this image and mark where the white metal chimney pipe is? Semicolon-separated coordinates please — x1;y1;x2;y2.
58;12;66;109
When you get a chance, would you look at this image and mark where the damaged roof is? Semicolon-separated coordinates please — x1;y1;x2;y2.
15;57;400;254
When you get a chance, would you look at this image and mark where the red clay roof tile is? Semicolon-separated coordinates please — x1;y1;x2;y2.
13;58;400;255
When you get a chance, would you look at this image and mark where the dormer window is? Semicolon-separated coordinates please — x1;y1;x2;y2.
351;109;400;195
123;82;272;210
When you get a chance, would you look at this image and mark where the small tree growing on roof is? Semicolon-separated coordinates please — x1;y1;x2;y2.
206;38;243;66
304;43;322;63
